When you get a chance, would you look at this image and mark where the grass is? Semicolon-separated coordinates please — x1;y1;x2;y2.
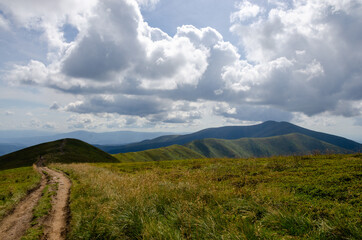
0;166;41;220
53;153;362;239
113;145;204;162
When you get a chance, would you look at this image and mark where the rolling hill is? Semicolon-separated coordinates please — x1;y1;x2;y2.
99;121;361;154
186;133;351;158
112;133;351;161
113;145;204;162
0;138;118;170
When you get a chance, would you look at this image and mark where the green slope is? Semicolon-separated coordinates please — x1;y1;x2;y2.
0;138;118;170
113;144;205;162
186;133;351;158
100;121;361;154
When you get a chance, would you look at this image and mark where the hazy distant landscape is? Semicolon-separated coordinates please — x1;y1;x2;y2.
0;130;177;156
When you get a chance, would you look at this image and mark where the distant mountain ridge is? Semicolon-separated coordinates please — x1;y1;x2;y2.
0;130;176;153
99;121;361;154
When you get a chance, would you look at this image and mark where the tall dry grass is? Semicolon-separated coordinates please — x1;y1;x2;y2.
54;154;362;239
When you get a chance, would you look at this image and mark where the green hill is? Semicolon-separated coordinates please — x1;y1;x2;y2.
113;144;204;162
186;133;351;158
99;121;361;154
0;138;118;170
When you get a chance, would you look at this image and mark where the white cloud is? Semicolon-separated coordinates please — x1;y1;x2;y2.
229;0;362;116
7;60;49;85
0;14;9;30
2;0;362;125
0;0;97;51
230;1;263;23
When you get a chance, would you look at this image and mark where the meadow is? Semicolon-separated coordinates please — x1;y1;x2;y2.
0;167;41;220
54;153;361;239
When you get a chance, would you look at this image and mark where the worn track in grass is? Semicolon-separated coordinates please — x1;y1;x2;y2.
0;164;71;240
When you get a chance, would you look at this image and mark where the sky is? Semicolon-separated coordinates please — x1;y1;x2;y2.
0;0;361;142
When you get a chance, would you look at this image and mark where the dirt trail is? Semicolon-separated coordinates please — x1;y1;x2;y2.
0;165;71;240
43;167;71;240
0;167;46;240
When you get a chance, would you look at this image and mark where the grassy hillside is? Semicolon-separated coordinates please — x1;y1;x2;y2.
54;153;362;239
0;167;41;220
186;133;351;158
0;138;117;170
100;121;361;154
113;145;204;162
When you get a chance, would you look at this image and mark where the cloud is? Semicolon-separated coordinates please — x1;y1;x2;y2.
135;0;160;9
0;0;97;49
43;122;56;129
2;0;362;125
5;111;14;116
0;14;9;30
230;0;263;22
7;60;49;85
50;102;60;110
213;102;293;122
229;0;362;116
64;95;169;116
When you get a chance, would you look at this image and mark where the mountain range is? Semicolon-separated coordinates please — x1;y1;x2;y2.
99;121;361;154
0;121;360;160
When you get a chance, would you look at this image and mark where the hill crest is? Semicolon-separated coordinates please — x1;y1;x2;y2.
0;138;117;170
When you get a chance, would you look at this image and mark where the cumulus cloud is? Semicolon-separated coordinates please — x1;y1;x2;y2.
229;0;362;116
7;60;49;85
0;0;97;50
2;0;362;125
230;0;263;22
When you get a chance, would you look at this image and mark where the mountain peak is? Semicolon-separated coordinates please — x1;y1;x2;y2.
99;121;361;154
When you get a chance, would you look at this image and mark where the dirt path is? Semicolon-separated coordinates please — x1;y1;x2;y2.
43;167;71;240
0;165;71;240
0;168;46;240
